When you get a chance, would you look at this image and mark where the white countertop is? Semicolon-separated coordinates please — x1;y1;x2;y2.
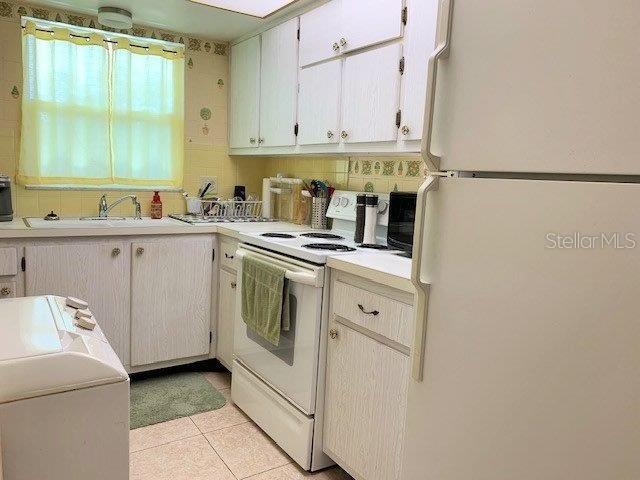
0;218;305;240
0;217;414;290
327;250;414;293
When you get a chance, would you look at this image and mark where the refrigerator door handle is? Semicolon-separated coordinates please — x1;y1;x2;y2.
421;0;454;171
410;176;439;382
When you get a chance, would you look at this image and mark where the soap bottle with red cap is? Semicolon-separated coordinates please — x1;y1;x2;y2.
150;191;162;219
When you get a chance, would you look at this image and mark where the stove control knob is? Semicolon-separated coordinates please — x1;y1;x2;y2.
340;197;349;207
332;197;340;206
378;201;388;214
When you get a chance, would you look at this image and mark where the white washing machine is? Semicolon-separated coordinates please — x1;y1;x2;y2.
0;295;129;480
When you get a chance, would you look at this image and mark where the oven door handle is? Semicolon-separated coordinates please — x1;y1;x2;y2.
235;250;322;287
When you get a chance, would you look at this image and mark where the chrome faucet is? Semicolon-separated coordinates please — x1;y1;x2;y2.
98;194;142;219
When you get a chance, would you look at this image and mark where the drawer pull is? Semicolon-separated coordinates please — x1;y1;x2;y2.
1;287;11;296
225;253;234;259
358;304;379;316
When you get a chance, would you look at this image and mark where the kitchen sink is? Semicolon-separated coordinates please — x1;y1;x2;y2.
24;217;186;229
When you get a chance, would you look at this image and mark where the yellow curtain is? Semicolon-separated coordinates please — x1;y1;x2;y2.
19;20;184;187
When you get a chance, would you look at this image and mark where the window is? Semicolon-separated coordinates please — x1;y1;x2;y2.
19;19;185;188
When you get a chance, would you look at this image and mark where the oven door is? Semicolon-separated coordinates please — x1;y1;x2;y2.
233;245;325;415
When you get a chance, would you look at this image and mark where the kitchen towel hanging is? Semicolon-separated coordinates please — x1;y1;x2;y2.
241;255;288;346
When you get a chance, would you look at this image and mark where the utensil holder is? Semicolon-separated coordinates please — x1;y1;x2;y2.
311;197;328;229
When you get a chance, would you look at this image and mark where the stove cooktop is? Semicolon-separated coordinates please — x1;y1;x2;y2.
299;232;344;240
302;243;357;252
261;233;297;238
238;229;397;264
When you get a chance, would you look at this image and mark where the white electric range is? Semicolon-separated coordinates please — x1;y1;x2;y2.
230;191;397;472
236;191;393;264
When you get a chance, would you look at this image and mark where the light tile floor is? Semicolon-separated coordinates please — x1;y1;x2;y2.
130;370;353;480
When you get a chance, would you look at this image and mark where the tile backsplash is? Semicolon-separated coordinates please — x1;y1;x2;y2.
0;0;265;218
264;155;425;193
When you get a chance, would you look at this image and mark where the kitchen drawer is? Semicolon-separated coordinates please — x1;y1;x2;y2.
220;238;239;271
0;248;18;276
333;279;413;347
0;280;16;298
232;360;314;470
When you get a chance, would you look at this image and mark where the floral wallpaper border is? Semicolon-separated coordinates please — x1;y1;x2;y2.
348;158;426;178
0;0;228;55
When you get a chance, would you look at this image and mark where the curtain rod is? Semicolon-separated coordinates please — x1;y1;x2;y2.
21;25;181;54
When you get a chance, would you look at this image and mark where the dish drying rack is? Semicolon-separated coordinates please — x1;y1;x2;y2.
192;198;263;220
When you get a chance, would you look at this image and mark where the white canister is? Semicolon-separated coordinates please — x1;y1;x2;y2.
186;197;201;215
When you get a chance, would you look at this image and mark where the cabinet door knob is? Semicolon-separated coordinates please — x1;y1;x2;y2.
401;125;410;135
332;42;340;52
112;247;121;256
258;137;264;144
231;281;237;289
327;130;334;139
1;287;11;296
340;130;348;139
136;247;144;255
249;137;256;144
329;329;339;339
358;304;379;316
339;37;347;47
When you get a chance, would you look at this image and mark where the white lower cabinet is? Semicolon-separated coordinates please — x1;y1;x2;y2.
21;235;215;370
25;242;131;365
131;236;213;366
324;272;413;480
217;268;237;370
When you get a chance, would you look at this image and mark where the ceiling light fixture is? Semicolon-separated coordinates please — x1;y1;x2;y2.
188;0;299;19
97;7;133;30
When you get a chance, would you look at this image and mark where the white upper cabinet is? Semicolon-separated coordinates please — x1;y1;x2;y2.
229;36;260;148
399;0;438;141
228;0;435;154
299;0;342;67
259;18;300;147
342;43;402;144
339;0;404;53
298;59;342;145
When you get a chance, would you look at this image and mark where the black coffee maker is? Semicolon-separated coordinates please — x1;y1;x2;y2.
0;175;13;222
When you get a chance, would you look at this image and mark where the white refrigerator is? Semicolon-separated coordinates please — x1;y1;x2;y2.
403;1;640;479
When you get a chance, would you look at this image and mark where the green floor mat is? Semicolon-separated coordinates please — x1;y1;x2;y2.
130;372;227;429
